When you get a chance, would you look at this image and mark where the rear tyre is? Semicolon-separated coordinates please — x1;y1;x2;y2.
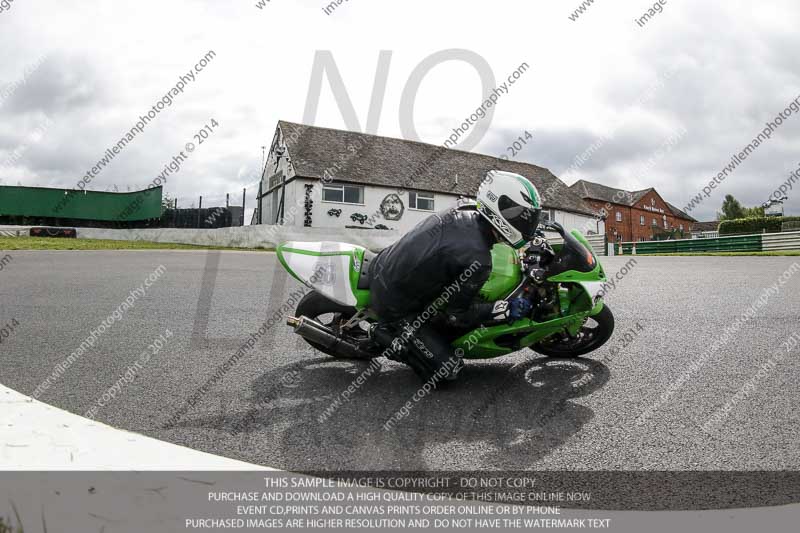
295;291;372;358
530;305;615;358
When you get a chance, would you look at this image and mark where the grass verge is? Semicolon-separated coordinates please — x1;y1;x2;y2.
0;236;272;251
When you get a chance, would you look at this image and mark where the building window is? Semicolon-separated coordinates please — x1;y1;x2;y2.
664;218;669;229
652;218;657;226
322;183;364;205
541;209;555;222
616;211;623;222
640;215;645;226
409;191;435;211
679;224;684;231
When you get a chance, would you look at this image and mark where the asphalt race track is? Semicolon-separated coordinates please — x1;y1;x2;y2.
1;251;799;472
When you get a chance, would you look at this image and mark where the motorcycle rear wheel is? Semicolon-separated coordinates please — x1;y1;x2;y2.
530;305;615;358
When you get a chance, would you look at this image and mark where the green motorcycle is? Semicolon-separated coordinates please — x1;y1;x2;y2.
279;221;613;361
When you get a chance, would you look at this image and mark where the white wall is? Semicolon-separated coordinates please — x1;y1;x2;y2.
258;129;296;225
262;179;604;237
76;225;400;252
261;178;460;234
307;181;459;233
553;210;606;236
3;221;605;254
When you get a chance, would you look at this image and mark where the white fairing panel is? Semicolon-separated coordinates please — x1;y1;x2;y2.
278;241;363;306
579;281;606;304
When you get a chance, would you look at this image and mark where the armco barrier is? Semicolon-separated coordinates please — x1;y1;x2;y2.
763;231;800;251
585;234;607;256
619;231;800;254
0;225;398;252
2;224;607;254
0;226;31;237
76;225;401;252
675;235;762;253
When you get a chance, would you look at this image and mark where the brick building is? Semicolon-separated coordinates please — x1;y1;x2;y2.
570;180;696;243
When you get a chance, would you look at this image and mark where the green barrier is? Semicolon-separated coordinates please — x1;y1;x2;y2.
621;234;763;254
0;185;162;222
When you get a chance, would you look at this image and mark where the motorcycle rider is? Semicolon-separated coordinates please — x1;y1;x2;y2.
369;171;543;384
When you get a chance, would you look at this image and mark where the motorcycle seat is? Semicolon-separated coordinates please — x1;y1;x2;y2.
357;249;376;290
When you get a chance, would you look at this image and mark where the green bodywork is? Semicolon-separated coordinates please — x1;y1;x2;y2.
280;229;607;360
451;230;606;359
479;243;522;301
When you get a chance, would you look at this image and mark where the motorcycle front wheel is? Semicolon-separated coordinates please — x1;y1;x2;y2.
530;305;615;358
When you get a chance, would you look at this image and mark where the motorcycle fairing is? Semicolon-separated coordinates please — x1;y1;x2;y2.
453;229;608;359
277;241;366;307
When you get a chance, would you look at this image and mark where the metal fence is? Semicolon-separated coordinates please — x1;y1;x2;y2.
620;231;800;254
783;221;800;232
694;231;719;239
548;233;607;256
763;231;800;251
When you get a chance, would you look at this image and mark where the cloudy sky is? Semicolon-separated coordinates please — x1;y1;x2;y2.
1;0;798;223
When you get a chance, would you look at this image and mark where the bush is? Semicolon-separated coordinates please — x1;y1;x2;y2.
718;216;800;235
0;517;22;533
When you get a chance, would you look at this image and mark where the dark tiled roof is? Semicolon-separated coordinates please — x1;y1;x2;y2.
571;179;696;221
570;179;648;206
692;221;719;232
665;202;697;222
278;121;596;216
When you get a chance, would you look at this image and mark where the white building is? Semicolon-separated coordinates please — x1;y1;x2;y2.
255;121;604;236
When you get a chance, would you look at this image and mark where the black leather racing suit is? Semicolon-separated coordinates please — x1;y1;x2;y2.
369;207;499;383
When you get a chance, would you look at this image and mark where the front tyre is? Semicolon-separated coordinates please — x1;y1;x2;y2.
530;305;615;358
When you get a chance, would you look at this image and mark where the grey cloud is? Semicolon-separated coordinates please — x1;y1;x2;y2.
2;54;107;116
3;0;800;225
492;3;800;222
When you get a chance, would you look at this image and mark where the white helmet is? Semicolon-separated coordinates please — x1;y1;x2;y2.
476;170;543;249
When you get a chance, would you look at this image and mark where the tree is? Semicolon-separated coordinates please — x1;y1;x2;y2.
717;194;745;221
743;205;765;218
161;193;174;212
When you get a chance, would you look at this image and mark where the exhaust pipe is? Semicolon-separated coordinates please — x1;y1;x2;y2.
287;316;375;360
